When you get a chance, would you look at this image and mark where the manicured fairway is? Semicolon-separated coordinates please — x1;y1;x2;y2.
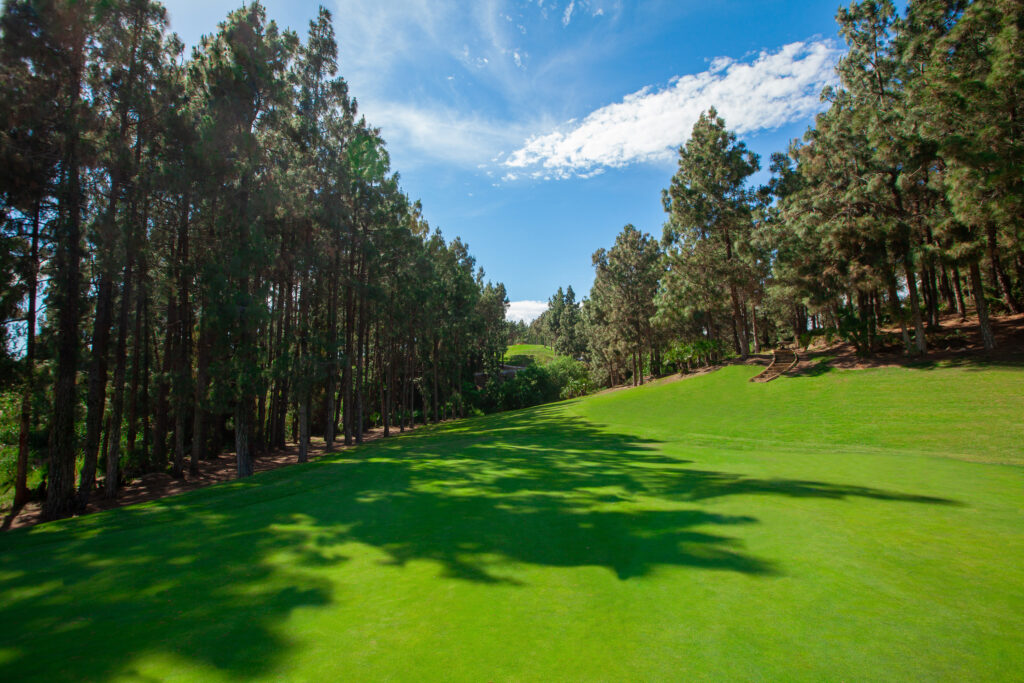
504;343;560;364
1;363;1022;680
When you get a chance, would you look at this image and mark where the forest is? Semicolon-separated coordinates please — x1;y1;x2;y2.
0;1;510;520
1;0;1022;523
523;0;1023;388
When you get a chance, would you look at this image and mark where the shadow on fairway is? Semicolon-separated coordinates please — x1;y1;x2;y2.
792;356;1024;377
0;404;958;680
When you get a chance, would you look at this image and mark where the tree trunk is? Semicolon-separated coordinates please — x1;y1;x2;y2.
986;223;1022;313
44;49;86;520
78;276;113;506
969;259;996;351
174;204;192;477
235;399;254;477
729;284;747;357
298;393;309;463
355;301;366;443
141;315;151;467
192;304;211;463
80;166;125;502
951;264;967;320
925;265;940;329
939;263;957;313
106;259;134;498
902;254;927;355
298;274;310;462
126;273;145;466
343;274;355;445
13;205;40;510
324;266;339;450
751;304;761;354
432;338;440;423
885;268;913;354
152;298;173;469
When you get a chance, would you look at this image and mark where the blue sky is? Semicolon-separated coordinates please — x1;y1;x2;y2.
162;1;880;322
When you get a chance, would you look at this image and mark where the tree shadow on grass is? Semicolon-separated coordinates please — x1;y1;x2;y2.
793;355;1024;377
0;404;959;680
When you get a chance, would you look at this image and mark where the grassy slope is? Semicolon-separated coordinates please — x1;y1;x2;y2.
504;343;559;364
1;363;1022;681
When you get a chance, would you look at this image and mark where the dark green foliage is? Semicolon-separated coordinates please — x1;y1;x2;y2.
0;1;511;517
575;0;1022;375
497;365;558;410
544;356;593;399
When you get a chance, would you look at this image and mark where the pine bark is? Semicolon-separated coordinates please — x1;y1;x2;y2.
77;276;113;505
105;259;134;498
324;266;339;451
45;46;86;520
902;254;927;354
885;268;913;353
235;398;254;477
986;223;1022;313
969;260;996;351
951;264;967;319
14;206;40;509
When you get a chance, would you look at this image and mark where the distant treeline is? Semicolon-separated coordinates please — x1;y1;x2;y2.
0;1;510;519
529;0;1023;388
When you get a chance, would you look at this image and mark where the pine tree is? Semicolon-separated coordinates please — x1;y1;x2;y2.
662;108;760;357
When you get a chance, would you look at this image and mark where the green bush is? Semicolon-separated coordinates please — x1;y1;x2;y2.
545;357;593;399
664;338;728;372
501;364;558;410
0;391;21;500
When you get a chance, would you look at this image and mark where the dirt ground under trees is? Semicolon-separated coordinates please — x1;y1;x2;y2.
2;427;403;531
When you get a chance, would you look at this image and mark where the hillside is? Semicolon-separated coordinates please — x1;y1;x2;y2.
503;343;562;365
1;362;1022;680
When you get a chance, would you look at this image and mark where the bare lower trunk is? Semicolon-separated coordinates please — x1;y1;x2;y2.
886;270;913;353
925;265;941;329
106;261;134;498
45;54;86;520
152;318;172;468
903;255;927;355
324;267;339;450
432;338;440;424
751;304;761;354
951;264;967;319
730;284;749;358
235;399;254;478
298;391;309;463
987;223;1022;313
173;409;187;479
192;311;210;464
13;208;40;510
78;277;114;506
126;282;145;465
939;263;957;312
969;260;995;351
355;294;368;443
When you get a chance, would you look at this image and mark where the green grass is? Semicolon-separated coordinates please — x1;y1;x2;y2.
504;343;560;364
1;362;1022;680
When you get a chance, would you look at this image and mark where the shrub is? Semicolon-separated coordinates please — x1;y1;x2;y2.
501;364;558;409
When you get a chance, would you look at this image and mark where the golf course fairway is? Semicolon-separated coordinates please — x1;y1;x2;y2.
1;362;1022;680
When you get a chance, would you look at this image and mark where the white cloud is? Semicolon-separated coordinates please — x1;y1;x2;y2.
367;102;527;167
563;0;575;26
506;300;548;323
503;40;841;177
